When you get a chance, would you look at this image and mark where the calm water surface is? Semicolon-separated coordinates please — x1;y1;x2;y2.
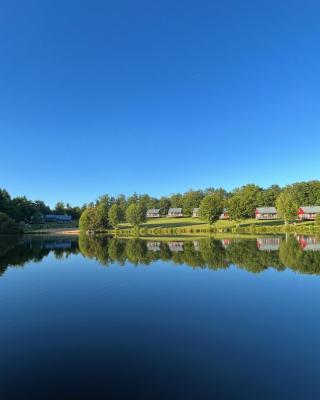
1;235;320;399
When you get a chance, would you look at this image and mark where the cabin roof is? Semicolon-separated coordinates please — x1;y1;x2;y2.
299;206;320;213
146;209;160;213
193;208;199;212
168;208;182;213
256;207;277;214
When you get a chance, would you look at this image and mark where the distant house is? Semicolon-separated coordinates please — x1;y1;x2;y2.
146;209;160;218
167;208;183;217
45;214;72;223
168;242;184;252
298;206;320;221
255;207;278;220
219;208;229;220
192;208;199;217
257;237;281;251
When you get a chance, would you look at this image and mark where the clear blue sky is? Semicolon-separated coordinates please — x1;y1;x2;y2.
1;0;319;207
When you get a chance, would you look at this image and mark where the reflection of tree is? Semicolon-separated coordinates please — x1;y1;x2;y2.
79;234;110;265
108;238;127;265
227;241;283;273
2;235;320;277
125;239;149;265
199;239;229;270
279;237;320;275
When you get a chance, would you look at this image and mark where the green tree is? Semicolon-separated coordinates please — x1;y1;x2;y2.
79;207;97;231
181;190;204;217
125;204;146;228
95;203;109;231
199;193;224;227
316;214;320;226
227;184;262;220
108;204;124;228
276;191;298;225
0;212;21;234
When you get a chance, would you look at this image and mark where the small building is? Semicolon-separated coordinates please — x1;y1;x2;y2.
298;206;320;221
255;207;278;220
167;208;183;217
168;242;184;252
193;240;200;251
146;209;160;218
219;208;229;220
192;208;199;217
257;237;281;251
45;214;72;223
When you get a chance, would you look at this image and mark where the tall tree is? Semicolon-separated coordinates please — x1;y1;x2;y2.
108;204;124;228
95;203;109;230
125;204;146;228
275;191;298;225
79;207;97;231
199;193;224;227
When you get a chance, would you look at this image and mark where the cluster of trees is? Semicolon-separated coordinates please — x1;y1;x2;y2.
0;188;84;233
79;181;320;230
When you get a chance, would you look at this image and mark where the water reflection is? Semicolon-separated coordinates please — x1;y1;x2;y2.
1;235;320;276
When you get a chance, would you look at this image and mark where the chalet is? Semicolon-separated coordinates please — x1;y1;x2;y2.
221;239;231;249
297;236;320;251
147;242;161;251
298;206;320;221
45;214;72;223
255;207;278;220
167;208;183;217
219;208;229;220
192;208;199;217
146;209;160;218
168;242;184;252
257;237;281;251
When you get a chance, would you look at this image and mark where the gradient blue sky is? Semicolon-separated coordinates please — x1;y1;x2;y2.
1;0;319;207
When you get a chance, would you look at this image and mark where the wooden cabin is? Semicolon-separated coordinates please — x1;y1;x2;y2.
297;236;320;251
192;208;199;217
167;208;183;217
298;206;320;221
219;208;229;220
255;207;278;220
146;209;160;218
147;242;161;251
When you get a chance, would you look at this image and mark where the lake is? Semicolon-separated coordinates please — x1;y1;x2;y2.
1;234;320;399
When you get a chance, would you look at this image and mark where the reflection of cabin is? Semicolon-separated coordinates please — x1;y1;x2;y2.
219;208;229;220
168;242;184;252
44;240;72;250
167;208;183;217
147;242;161;251
193;240;200;251
297;236;320;251
255;207;278;220
45;214;72;222
257;237;281;251
192;208;199;217
146;209;160;218
221;239;231;249
298;206;320;221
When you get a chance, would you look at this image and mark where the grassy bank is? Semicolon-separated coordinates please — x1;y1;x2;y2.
106;217;320;237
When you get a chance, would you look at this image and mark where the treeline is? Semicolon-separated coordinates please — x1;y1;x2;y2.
2;180;320;234
2;236;320;276
79;181;320;231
